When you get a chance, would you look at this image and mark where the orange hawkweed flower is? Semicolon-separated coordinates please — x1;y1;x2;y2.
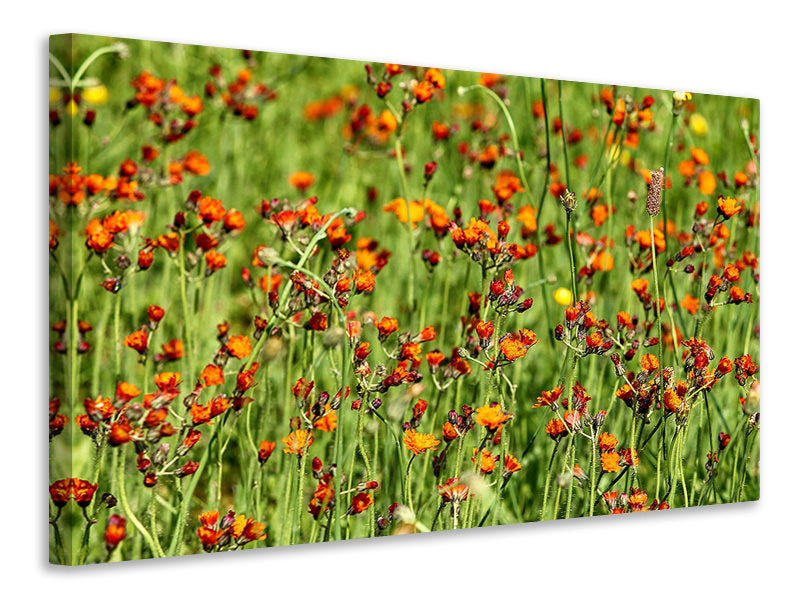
258;440;276;464
681;294;700;315
197;196;226;225
348;492;374;515
124;330;148;354
115;381;141;403
160;339;184;360
312;404;338;433
474;403;513;430
545;418;567;441
532;386;564;410
472;448;498;474
601;451;622;473
598;432;618;451
425;68;445;90
104;515;127;552
288;171;315;192
49;479;73;507
225;335;251;359
71;479;98;507
503;454;522;477
640;353;660;372
717;196;743;219
376;317;399;339
403;429;440;455
439;478;471;503
690;147;710;165
200;364;225;387
282;429;313;456
414;80;434;103
697;171;716;195
205;249;227;273
108;420;134;446
355;270;376;293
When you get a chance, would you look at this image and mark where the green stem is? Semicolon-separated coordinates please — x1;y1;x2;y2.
650;215;666;414
115;447;163;558
394;137;416;317
540;441;559;520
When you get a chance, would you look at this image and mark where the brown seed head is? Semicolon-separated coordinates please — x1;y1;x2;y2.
646;168;664;217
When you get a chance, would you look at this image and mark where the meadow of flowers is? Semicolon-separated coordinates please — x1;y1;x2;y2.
48;34;760;564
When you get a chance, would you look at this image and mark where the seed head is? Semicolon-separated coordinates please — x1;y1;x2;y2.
646;168;664;217
559;189;577;214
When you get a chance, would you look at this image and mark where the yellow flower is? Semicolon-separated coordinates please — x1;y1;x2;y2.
689;113;708;136
49;87;62;105
83;84;109;105
553;287;573;306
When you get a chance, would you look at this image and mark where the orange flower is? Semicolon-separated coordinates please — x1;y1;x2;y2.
663;388;685;413
376;316;399;338
697;171;716;195
516;204;538;235
598;432;618;451
258;440;276;464
312;404;338;433
182;150;211;175
414;80;434;103
124;330;148;354
499;337;526;361
115;381;141;403
104;515;127;551
282;429;313;456
601;451;622;473
160;339;183;360
70;479;98;507
677;159;696;177
205;249;227;273
154;372;181;393
503;454;522;477
200;364;225;387
680;294;700;315
355;270;376;293
288;171;315;192
383;198;425;227
425;68;445;89
403;429;440;455
197;196;226;225
590;250;614;272
226;335;251;359
232;515;267;544
439;478;471;503
640;353;660;372
348;492;374;515
545;418;567;441
472;448;498;474
108;420;134;446
631;278;649;296
717;196;743;219
532;386;564;410
690;147;710;165
492;170;525;202
474;403;513;430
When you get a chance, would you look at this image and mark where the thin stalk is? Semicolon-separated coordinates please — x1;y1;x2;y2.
394;137;416;317
540;441;559;520
650;214;666;414
294;445;310;544
114;447;163;558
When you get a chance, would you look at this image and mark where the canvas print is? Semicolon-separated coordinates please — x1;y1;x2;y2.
48;34;760;565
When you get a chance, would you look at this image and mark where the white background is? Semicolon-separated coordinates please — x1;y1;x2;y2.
7;1;796;597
